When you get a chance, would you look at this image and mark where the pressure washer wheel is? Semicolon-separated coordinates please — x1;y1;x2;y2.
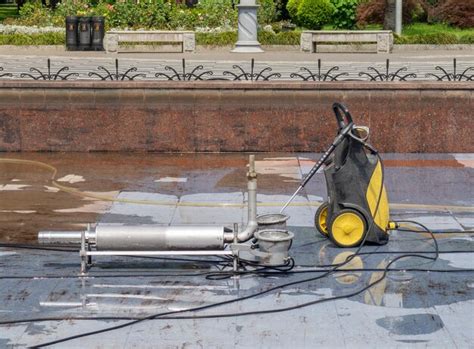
314;202;329;237
328;209;367;248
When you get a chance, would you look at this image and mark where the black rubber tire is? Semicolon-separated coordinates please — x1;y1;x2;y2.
314;201;329;238
328;208;368;248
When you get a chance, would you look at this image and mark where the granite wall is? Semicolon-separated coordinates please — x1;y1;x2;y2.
0;81;472;152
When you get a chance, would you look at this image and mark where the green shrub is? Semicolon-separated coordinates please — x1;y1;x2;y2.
107;0;170;29
17;1;52;26
331;0;359;29
0;32;65;45
258;0;277;24
459;33;474;44
168;6;199;30
297;0;335;29
53;0;89;17
286;0;302;22
395;32;458;44
196;0;237;29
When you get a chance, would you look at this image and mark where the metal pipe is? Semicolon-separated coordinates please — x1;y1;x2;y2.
85;250;232;256
38;230;95;245
38;225;225;250
95;225;225;251
224;154;258;243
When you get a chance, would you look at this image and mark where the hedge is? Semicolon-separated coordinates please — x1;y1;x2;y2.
0;31;472;46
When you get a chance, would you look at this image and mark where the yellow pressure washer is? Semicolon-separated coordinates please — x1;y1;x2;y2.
280;102;393;247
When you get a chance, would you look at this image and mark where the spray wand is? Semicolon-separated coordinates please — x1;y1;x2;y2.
280;103;375;214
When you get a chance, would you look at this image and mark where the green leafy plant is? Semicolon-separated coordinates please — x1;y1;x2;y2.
107;0;169;29
297;0;335;29
459;33;474;44
257;0;277;25
331;0;359;29
17;1;52;26
195;0;237;29
286;0;302;22
168;5;199;30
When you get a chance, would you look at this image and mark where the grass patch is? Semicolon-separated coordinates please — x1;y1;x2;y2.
0;4;18;21
258;30;301;45
196;30;301;46
402;23;474;37
0;32;64;45
196;31;237;46
324;22;474;45
396;23;474;45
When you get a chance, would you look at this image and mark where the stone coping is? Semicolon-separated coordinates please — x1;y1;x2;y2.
303;30;393;34
0;80;471;90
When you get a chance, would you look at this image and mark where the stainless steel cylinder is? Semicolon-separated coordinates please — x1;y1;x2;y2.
95;225;225;251
256;213;289;230
254;229;294;266
38;231;89;245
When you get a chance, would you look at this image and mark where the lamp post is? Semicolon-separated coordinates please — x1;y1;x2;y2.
232;0;263;53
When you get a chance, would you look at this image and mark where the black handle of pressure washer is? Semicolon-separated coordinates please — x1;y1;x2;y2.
333;102;353;130
300;122;353;188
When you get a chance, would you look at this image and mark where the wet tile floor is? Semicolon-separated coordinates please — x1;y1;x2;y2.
0;152;473;348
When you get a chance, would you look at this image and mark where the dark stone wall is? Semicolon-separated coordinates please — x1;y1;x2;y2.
0;81;472;152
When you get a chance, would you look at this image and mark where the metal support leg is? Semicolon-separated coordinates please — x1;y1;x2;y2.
86;224;92;266
233;223;239;275
80;229;88;275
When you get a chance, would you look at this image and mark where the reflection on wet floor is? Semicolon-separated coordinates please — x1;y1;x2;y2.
1;226;473;347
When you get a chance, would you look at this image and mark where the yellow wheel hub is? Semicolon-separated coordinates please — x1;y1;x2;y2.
318;206;328;235
331;211;366;247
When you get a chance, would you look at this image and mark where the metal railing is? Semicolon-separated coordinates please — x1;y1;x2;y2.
0;58;472;82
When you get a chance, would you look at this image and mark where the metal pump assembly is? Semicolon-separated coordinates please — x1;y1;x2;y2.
38;155;294;273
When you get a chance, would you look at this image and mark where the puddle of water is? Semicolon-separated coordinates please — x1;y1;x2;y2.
376;313;444;335
57;174;86;183
0;184;30;191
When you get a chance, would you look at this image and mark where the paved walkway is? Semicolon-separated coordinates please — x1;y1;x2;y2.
0;152;473;348
0;47;472;81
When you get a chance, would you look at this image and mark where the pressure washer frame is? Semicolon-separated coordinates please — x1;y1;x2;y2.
322;103;390;246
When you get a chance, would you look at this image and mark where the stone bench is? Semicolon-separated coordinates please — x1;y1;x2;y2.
301;30;393;53
104;30;195;53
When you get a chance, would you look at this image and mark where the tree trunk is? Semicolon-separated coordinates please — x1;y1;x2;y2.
383;0;396;30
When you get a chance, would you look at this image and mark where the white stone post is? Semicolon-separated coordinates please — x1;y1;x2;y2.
232;0;263;53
